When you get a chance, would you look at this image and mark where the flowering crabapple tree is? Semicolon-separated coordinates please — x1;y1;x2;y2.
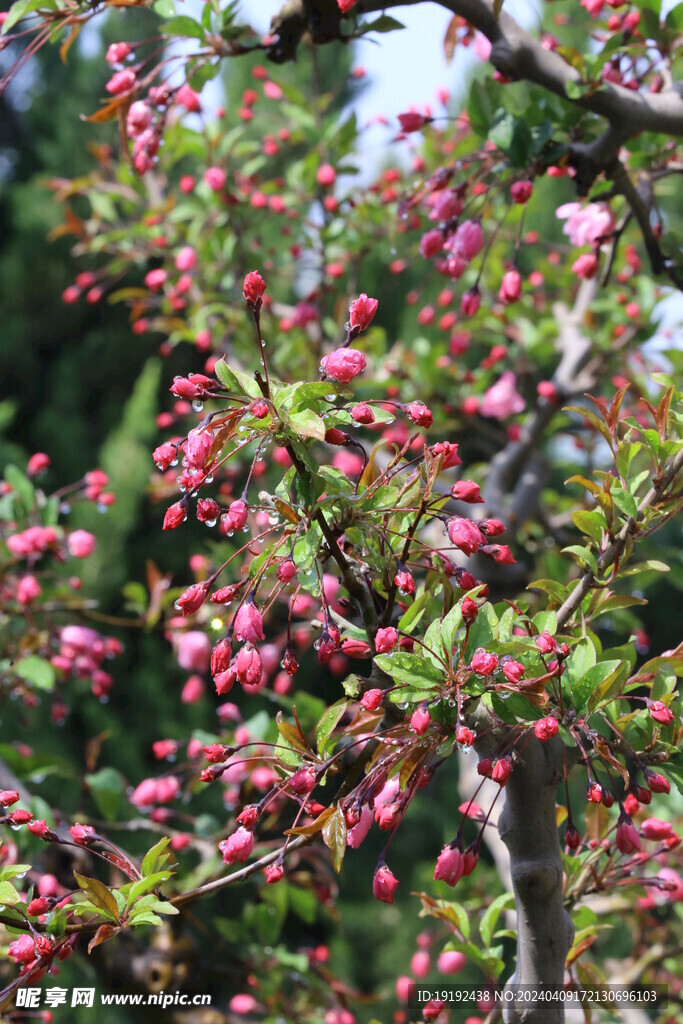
1;0;683;1022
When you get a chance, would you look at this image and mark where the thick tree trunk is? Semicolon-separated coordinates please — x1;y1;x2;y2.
497;736;574;1024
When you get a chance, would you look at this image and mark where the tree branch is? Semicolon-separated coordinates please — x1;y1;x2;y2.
268;0;683;138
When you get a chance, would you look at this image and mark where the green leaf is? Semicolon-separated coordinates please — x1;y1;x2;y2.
375;651;443;694
0;864;32;882
572;510;606;544
85;768;126;820
480;892;515;948
397;588;431;634
562;545;598;574
5;464;35;510
574;660;626;714
441;603;463;654
125;872;173;903
159;15;205;39
73;873;120;921
287;408;326;442
14;656;55;691
585;660;630;713
316;699;349;757
322;806;347;873
1;0;57;35
129;911;163;926
152;0;176;17
141;837;172;877
0;880;20;905
359;15;405;34
214;358;261;398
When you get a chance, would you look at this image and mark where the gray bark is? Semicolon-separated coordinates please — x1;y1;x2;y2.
497;736;574;1024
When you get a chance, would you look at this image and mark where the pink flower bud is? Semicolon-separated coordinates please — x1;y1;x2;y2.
321;347;367;384
176;83;201;112
348;293;378;333
640;818;674;841
9;933;36;964
341;638;372;659
360;688;383;711
372;864;399;903
175;245;197;272
451;479;484;503
17;575;41;605
234;603;265;645
67;530;96;558
645;770;670;794
264;863;283;884
220;826;254;864
27;452;50;476
243;270;267;306
0;790;19;806
411;705;430;735
106;42;132;65
502;659;525;684
375;627;398;653
535;630;557;654
176;582;209;617
572;252;600;279
398;111;431;133
185;428;213;469
235;645;262;686
447;516;484;555
437;950;467;973
648;700;675;725
471;648;499;675
534;716;559;742
225;499;248;531
197;498;221;523
163;501;187;530
434;844;464;886
616;818;641;854
491;757;512;786
203;166;227;192
70;823;97;845
351;402;375;424
394;569;415;595
317;163;337;187
420;229;444;258
288;767;317;795
106;69;136;95
405;401;433;427
276;559;297;582
510;180;533;204
499;269;522;303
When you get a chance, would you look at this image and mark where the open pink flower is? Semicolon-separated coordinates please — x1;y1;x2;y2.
480;371;525;419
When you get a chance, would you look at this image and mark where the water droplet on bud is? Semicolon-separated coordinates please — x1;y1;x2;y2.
192;399;204;412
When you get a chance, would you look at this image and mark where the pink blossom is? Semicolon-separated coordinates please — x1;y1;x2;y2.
452;220;484;261
67;530;96;558
375;627;398;653
347;805;373;848
174;631;210;672
372;864;399;903
348;293;378;333
556;201;614;247
321;348;367;384
480;371;525;419
447;516;484;555
438;950;467;973
434;845;464;886
176;83;201;112
203;166;227;192
499;269;522;303
220;827;254;864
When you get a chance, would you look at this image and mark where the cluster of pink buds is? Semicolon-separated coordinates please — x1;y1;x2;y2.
52;625;121;699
